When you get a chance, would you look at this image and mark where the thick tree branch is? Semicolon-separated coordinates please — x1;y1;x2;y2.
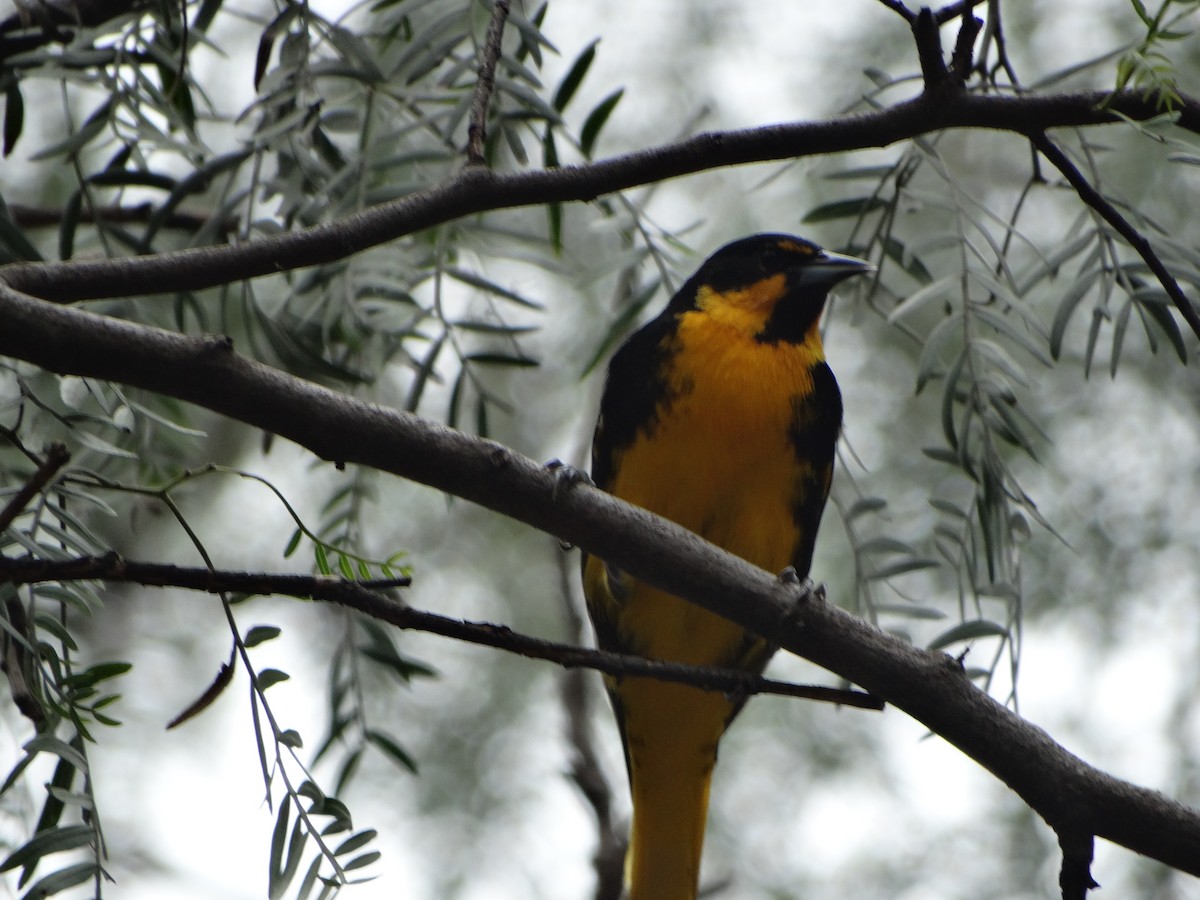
0;283;1197;879
3;89;1199;307
0;553;879;708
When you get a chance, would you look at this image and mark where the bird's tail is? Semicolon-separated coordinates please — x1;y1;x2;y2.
620;678;730;900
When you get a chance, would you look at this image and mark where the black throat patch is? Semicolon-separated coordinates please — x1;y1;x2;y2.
755;277;830;345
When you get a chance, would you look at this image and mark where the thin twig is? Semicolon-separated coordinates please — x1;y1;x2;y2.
935;0;986;25
1031;131;1200;342
949;13;983;81
912;7;949;87
1058;830;1099;900
466;0;511;166
875;0;914;23
0;553;885;709
0;442;70;534
10;203;234;236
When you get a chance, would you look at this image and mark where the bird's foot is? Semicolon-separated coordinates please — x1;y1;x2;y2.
545;458;593;502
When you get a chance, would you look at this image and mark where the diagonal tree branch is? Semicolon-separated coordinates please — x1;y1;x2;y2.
0;280;1197;882
2;89;1199;310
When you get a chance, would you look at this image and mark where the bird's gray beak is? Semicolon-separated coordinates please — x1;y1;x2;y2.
796;250;875;287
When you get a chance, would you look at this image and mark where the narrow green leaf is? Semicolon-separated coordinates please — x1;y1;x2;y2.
844;497;887;521
295;855;323;900
314;544;331;576
192;0;225;31
464;353;539;367
857;537;919;556
453;320;539;336
928;618;1010;650
580;88;623;158
365;728;418;773
940;352;966;451
18;861;96;899
0;196;42;262
1049;268;1103;358
334;747;364;797
66;662;131;688
866;557;941;581
928;497;968;519
3;79;24;156
554;40;597;111
284;528;303;559
1110;298;1133;377
257;668;291;690
268;799;292;900
42;788;93;811
1137;296;1188;363
581;277;660;376
28;99;111;162
0;825;93;874
888;274;958;324
444;267;545;309
23;737;88;772
334;830;377;857
822;164;898;181
255;6;303;91
245;626;282;648
971;305;1052;366
30;753;77;844
406;332;445;413
802;196;888;224
881;235;933;284
343;851;381;871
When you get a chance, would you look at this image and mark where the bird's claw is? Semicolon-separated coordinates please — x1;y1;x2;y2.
776;567;822;605
545;458;593;503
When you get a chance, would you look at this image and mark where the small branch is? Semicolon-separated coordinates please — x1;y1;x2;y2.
0;553;883;709
1058;830;1099;900
466;0;511;166
9;203;233;236
0;442;70;534
934;0;986;25
1031;131;1200;342
912;7;949;87
876;0;915;23
949;14;983;81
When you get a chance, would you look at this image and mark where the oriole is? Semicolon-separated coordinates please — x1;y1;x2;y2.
582;233;872;900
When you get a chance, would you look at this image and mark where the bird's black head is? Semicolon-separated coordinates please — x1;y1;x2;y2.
670;233;873;344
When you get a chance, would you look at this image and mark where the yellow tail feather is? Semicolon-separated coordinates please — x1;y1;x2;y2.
619;676;732;900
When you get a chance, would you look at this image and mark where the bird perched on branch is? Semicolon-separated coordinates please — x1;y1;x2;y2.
582;233;872;900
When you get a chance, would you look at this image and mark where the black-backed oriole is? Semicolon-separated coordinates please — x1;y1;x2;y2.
582;233;872;900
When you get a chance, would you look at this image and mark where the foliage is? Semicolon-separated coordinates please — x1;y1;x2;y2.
0;0;630;893
0;0;1198;897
